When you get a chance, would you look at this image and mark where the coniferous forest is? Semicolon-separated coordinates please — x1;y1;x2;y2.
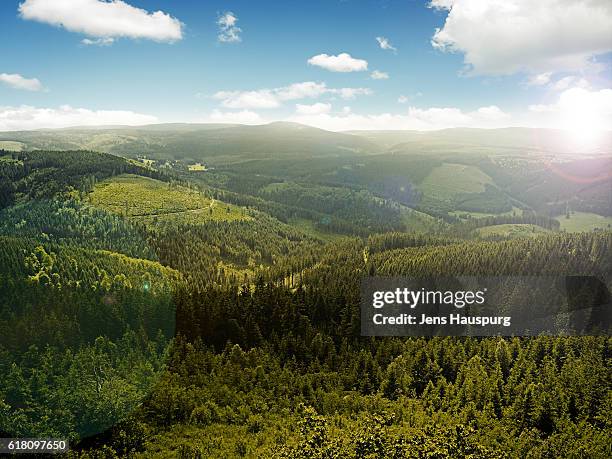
0;134;610;459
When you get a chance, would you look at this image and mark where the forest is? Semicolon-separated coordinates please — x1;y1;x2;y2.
0;137;610;458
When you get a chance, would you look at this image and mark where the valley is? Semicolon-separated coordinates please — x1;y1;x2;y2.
0;123;610;457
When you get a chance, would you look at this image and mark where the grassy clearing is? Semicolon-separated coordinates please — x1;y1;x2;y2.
0;141;25;151
134;205;251;226
289;218;349;242
259;181;288;193
556;212;612;232
475;224;551;238
399;206;446;232
450;206;523;219
419;163;493;200
89;174;249;223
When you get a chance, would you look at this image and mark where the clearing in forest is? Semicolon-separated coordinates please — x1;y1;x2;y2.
419;163;493;200
89;174;250;223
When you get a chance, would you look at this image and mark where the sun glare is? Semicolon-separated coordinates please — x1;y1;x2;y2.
559;87;608;148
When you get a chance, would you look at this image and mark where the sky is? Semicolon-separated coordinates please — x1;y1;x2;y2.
0;0;611;133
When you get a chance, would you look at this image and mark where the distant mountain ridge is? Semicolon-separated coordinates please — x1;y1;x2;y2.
0;122;379;164
1;122;610;162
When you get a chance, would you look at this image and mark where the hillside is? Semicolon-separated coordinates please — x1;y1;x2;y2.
89;174;250;224
0;122;380;164
1;145;610;456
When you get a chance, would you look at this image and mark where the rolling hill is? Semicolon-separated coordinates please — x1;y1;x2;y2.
0;122;380;164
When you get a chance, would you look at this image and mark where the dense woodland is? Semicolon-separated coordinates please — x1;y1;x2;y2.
0;146;610;458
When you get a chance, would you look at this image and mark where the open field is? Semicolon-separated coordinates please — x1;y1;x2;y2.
419;162;493;200
400;206;446;232
0;141;25;151
556;212;612;232
89;174;249;222
288;218;349;242
475;223;552;238
450;206;523;219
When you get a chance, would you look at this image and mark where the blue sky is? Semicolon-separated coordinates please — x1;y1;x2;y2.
1;0;611;131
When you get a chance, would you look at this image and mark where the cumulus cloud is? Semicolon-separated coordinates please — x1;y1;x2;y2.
81;37;114;46
287;89;612;132
370;70;389;80
0;73;43;91
376;36;397;52
289;104;511;131
430;0;612;75
0;105;157;131
212;82;371;109
473;105;510;121
295;103;332;116
333;87;373;100
275;82;329;100
19;0;183;43
213;90;280;109
527;72;553;86
205;109;263;124
308;53;368;72
551;76;590;91
397;93;422;104
217;11;241;43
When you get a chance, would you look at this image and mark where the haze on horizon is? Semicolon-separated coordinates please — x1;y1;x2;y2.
1;0;611;142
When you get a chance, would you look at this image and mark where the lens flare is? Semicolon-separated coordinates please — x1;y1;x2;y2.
559;87;609;148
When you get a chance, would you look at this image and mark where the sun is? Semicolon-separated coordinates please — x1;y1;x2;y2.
559;87;608;148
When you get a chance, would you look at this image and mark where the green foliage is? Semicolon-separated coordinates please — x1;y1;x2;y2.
89;174;249;224
0;149;166;209
1;144;610;458
0;198;155;259
450;213;561;239
258;181;406;235
0;332;169;441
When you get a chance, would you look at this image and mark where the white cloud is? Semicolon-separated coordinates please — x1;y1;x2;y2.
289;104;512;131
527;72;553;86
81;37;114;46
473;105;510;121
398;93;422;104
217;11;241;43
551;76;590;91
527;104;555;113
0;73;43;91
295;103;332;116
307;53;368;72
0;105;157;131
527;73;590;91
376;36;397;52
205;109;263;125
288;89;612;131
213;90;280;109
275;82;328;100
430;0;612;75
371;70;389;80
19;0;183;43
333;88;373;100
430;0;455;9
212;82;371;109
